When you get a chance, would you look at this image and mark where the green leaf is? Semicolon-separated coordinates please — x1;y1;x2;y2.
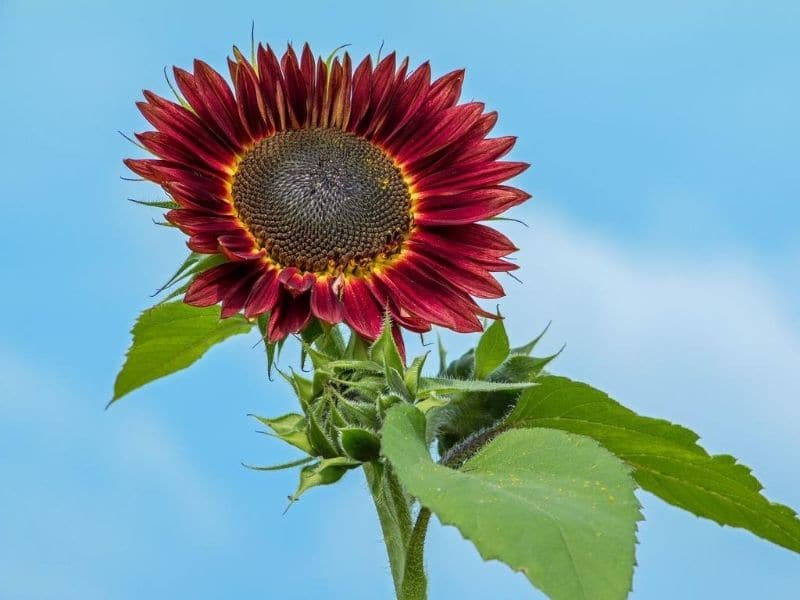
436;335;447;376
446;347;475;379
280;368;315;407
511;321;551;356
418;377;534;396
507;376;800;553
292;456;360;501
371;314;404;375
316;324;346;358
256;314;282;379
252;413;314;455
489;350;563;383
404;353;428;397
320;359;384;374
339;427;381;462
155;252;200;295
128;198;180;210
345;329;370;360
473;318;510;379
157;253;228;300
111;302;252;404
307;401;341;458
387;367;411;401
382;405;642;600
242;456;315;471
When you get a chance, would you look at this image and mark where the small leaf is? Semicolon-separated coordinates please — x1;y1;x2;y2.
281;368;315;407
511;321;551;356
387;367;411;400
404;353;428;397
437;335;447;376
320;359;384;375
489;350;563;383
155;252;200;295
382;405;642;600
345;329;370;360
128;198;180;210
307;401;340;458
507;376;800;554
418;376;534;396
445;347;475;379
292;456;360;501
157;253;228;300
316;324;346;358
243;456;315;471
474;318;510;379
252;413;314;455
371;313;404;374
111;302;252;404
339;427;381;462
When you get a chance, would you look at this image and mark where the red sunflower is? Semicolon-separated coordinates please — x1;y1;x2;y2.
125;43;529;345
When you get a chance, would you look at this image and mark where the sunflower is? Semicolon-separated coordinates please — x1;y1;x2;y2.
125;43;529;345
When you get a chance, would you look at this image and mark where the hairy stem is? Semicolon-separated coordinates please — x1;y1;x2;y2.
399;507;431;600
364;462;416;598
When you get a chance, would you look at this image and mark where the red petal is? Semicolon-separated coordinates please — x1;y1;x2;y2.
411;225;517;259
406;249;505;299
330;54;353;129
173;64;243;150
394;102;484;166
377;62;432;146
256;44;290;130
220;268;260;317
231;51;272;139
376;261;483;332
268;290;312;341
415;161;529;194
218;233;262;260
341;277;384;339
281;45;309;126
135;131;230;176
347;55;373;133
187;232;221;253
244;267;281;317
353;52;397;136
366;276;431;333
415;186;530;225
278;267;315;294
310;277;344;324
138;92;233;160
184;261;252;307
426;69;465;113
165;209;242;235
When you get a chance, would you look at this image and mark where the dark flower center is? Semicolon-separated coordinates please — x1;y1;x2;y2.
232;128;412;273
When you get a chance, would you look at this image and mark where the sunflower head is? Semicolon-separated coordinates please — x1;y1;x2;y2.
125;43;529;347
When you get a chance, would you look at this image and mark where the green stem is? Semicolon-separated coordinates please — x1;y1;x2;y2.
364;462;430;600
364;462;412;596
399;507;431;600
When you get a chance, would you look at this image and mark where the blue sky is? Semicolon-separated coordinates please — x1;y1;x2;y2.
1;1;799;598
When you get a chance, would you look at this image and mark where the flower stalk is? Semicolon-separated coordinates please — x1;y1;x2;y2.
364;462;431;600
